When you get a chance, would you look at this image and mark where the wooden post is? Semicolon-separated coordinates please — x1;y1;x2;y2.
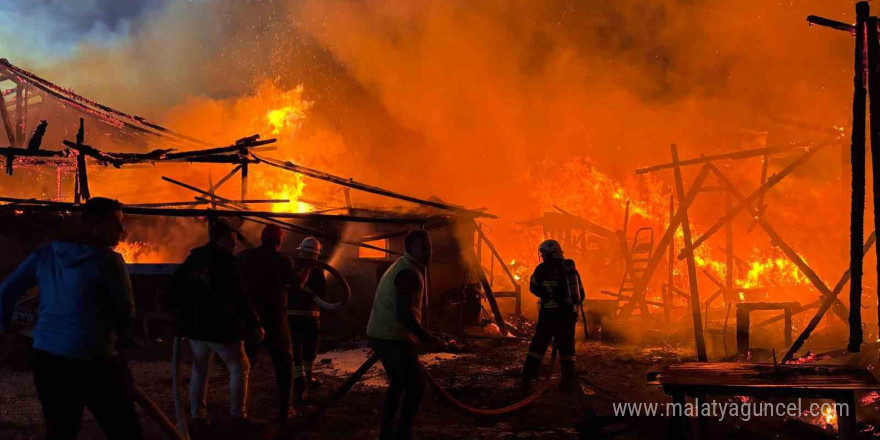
14;84;23;147
665;193;674;320
736;304;750;355
0;90;16;147
725;192;734;301
671;144;707;361
240;161;249;200
867;13;880;357
848;2;870;353
74;119;90;202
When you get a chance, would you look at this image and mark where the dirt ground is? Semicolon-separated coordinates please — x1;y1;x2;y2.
1;332;877;440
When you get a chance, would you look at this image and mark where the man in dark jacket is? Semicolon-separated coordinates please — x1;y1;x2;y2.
0;197;142;440
521;239;584;391
237;224;306;420
366;230;441;440
171;219;264;423
286;237;326;404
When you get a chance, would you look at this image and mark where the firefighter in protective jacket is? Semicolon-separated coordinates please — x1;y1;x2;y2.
521;239;585;390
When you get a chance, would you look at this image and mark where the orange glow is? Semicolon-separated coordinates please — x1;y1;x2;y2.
116;240;167;264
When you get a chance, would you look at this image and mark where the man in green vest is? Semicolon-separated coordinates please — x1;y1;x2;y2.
366;229;440;440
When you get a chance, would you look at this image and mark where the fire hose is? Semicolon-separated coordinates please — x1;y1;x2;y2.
286;348;556;437
309;261;351;310
421;347;557;416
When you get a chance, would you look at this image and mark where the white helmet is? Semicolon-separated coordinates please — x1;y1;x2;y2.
538;239;564;259
297;237;323;256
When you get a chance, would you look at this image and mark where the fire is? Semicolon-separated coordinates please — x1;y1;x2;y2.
822;405;837;425
738;256;811;289
263;172;312;213
265;85;309;135
115;240;167;264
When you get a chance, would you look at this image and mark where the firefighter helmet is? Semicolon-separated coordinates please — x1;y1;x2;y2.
538;239;564;259
297;237;323;256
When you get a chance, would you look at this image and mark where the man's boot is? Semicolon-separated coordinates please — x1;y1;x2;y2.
521;354;542;384
559;360;576;391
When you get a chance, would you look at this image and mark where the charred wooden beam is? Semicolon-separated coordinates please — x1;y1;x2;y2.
870;15;880;357
600;291;663;307
707;163;851;324
474;225;513;335
807;15;857;33
0;199;431;224
849;2;871;353
163;138;275;161
0;58;215;148
678;143;828;260
553;205;616;239
783;230;878;363
0;88;15;147
634;142;819;175
665;193;674;321
670;144;707;362
616;164;712;319
253;152;495;219
74;119;90;202
27;120;47;152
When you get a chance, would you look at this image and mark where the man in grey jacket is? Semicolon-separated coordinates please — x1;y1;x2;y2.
0;197;141;440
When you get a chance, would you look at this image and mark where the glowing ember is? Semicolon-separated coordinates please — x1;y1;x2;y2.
822;405;836;425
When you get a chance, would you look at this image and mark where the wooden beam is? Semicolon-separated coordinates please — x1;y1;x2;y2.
807;15;856;33
679;142;828;261
782;231;877;363
635;142;818;175
0;88;15;147
671;144;707;362
707;163;851;324
870;14;880;356
849;3;871;353
665;193;674;321
616;164;712;319
0;200;431;224
253;152;495;219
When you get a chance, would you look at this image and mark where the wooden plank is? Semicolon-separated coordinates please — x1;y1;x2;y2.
671;144;707;362
659;362;880;390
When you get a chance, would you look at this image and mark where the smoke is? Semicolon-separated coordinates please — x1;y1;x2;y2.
1;0;867;287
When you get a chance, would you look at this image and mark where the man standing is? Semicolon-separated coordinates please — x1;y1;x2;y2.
286;237;326;404
366;229;440;440
521;239;584;391
170;219;264;425
0;197;142;440
237;224;309;420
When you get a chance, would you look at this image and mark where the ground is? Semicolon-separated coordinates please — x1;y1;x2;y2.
0;332;877;440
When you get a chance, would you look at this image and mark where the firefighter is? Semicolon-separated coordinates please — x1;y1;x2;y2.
521;239;585;391
237;224;304;420
287;237;326;404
